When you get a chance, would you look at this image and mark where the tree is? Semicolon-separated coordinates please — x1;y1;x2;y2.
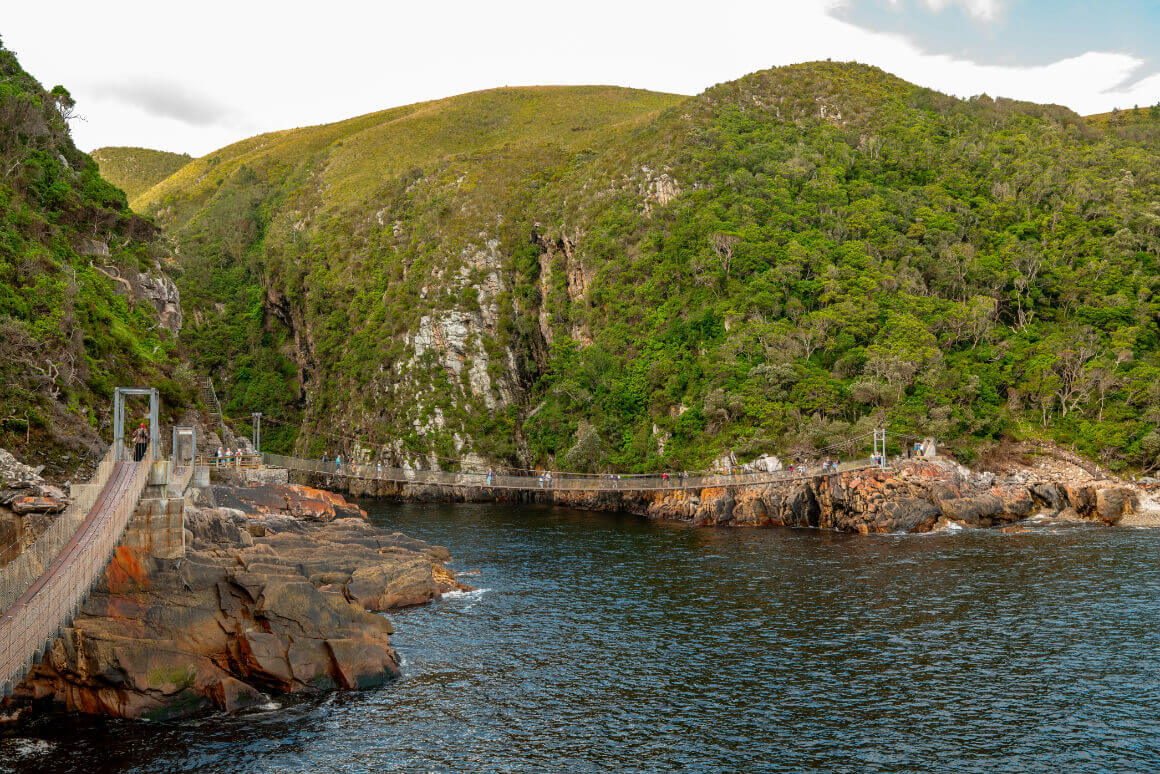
708;231;741;280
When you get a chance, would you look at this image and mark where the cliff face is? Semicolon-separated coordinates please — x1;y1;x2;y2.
5;485;461;720
306;459;1142;534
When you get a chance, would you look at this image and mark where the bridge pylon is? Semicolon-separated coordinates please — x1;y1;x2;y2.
112;387;160;462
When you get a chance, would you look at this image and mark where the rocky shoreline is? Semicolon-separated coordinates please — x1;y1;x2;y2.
3;446;1155;723
304;457;1154;534
2;483;464;721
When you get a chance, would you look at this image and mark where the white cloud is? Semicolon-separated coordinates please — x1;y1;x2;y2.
0;0;1152;156
887;0;1001;21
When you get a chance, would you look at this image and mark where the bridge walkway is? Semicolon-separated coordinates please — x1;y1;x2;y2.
0;448;154;697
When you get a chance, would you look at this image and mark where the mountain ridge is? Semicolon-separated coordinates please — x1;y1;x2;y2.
68;61;1160;473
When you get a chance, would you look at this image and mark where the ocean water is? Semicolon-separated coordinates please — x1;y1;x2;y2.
5;503;1160;773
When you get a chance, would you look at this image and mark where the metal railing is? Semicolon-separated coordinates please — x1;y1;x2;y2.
262;452;889;492
0;444;154;696
195;453;263;470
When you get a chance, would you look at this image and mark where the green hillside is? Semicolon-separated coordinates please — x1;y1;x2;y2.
145;63;1160;473
0;40;189;473
91;146;191;201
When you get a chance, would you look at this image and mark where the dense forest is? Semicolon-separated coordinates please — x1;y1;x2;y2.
0;40;187;473
521;66;1160;471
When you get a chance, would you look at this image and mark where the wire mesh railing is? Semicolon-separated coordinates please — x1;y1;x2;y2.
0;443;120;610
262;452;890;492
0;444;154;697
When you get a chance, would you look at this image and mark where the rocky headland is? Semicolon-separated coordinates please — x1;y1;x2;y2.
3;483;463;721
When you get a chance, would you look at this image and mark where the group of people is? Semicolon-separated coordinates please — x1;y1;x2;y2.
214;446;253;466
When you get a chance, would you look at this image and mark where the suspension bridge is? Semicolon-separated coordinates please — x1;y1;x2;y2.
0;382;930;698
259;451;895;492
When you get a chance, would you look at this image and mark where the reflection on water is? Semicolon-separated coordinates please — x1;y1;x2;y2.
5;503;1160;773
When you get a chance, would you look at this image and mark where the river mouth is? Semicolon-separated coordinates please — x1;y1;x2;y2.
5;502;1160;773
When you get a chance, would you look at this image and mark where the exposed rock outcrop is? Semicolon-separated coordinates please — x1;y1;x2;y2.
0;448;70;564
305;458;1141;534
5;488;463;719
90;263;182;333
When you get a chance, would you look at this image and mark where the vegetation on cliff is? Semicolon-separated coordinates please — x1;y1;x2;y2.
91;146;191;202
0;40;188;471
125;64;1160;473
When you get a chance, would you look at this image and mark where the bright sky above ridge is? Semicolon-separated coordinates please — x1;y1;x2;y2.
3;0;1157;156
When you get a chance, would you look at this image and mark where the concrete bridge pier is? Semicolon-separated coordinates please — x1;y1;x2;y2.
121;459;187;561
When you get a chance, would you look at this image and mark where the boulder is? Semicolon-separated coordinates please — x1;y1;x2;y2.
11;495;65;514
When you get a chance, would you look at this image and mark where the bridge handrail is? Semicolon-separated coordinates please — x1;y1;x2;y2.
0;444;154;693
0;443;120;611
262;452;889;491
194;453;262;470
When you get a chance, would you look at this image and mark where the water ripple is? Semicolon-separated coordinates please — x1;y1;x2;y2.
6;504;1160;773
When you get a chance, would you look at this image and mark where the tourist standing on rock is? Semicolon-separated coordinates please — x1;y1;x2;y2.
487;467;494;486
131;422;148;461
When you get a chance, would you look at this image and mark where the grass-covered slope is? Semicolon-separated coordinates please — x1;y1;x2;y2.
91;146;191;202
150;63;1160;473
0;40;188;473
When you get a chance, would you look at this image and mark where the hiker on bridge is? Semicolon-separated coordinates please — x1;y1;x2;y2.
132;422;149;461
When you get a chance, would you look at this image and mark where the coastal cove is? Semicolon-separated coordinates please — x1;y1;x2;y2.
5;501;1160;773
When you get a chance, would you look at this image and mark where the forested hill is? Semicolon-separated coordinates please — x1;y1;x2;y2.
91;147;191;201
134;61;1160;473
0;40;188;475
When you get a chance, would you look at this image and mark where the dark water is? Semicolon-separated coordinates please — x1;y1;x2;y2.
5;504;1160;773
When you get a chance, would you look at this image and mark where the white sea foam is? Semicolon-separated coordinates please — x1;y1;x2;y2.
6;738;54;759
936;520;967;532
442;587;489;601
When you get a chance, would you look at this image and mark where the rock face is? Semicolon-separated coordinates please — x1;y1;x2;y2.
6;489;462;719
91;263;182;334
211;483;368;521
0;448;70;564
308;459;1141;534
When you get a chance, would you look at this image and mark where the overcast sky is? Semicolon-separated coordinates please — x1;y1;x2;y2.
3;0;1157;156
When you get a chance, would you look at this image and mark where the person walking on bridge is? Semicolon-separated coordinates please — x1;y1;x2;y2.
132;422;148;462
